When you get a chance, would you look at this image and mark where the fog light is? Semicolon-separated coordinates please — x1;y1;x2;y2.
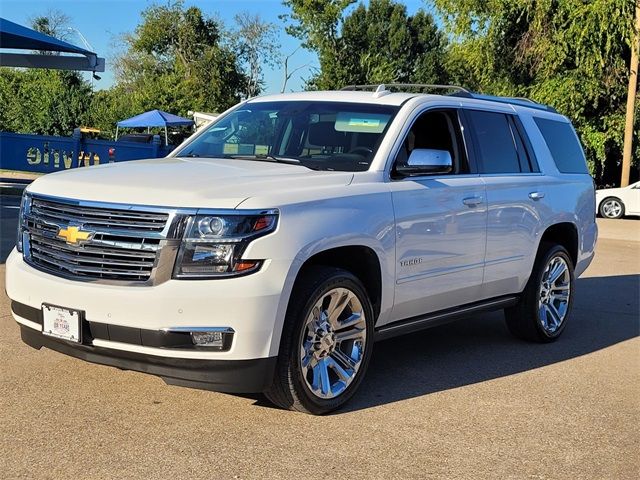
191;331;224;347
162;327;234;350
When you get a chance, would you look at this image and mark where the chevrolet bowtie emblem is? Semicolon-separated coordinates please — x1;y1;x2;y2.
57;226;93;245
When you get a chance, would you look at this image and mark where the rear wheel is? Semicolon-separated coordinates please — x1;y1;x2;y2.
599;197;625;219
265;266;374;414
505;243;575;342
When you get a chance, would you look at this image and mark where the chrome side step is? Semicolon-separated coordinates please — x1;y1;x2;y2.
374;295;519;341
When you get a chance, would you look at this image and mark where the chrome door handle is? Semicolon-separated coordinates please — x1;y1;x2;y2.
463;196;483;206
529;192;545;200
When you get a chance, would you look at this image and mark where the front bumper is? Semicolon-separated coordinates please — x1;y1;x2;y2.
18;322;276;393
6;248;292;360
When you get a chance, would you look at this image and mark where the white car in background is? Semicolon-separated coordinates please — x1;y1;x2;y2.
596;181;640;219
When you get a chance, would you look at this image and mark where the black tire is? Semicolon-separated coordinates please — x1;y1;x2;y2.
599;197;625;219
265;266;375;414
504;243;575;343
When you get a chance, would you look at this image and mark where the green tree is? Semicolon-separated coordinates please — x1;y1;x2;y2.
0;69;92;136
282;0;355;89
113;1;247;121
339;1;447;85
0;13;93;136
283;0;447;89
433;0;639;184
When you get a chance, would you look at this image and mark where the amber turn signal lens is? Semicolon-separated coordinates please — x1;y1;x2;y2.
233;260;260;272
253;216;274;232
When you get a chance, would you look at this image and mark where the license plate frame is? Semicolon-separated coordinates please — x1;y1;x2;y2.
42;303;83;343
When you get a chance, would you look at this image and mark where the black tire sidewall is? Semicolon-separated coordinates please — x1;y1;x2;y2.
286;269;375;413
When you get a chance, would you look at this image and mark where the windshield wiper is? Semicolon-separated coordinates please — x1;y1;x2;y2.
223;154;320;171
181;153;226;158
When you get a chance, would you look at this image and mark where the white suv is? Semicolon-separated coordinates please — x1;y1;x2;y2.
6;85;597;414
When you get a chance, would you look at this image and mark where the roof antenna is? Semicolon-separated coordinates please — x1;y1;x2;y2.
372;84;390;98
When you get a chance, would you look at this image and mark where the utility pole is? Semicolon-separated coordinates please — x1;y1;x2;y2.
621;2;640;187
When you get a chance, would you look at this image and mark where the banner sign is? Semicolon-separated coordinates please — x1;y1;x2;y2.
0;130;173;174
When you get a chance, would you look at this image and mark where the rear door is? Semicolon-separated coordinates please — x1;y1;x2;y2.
387;108;487;323
464;108;548;298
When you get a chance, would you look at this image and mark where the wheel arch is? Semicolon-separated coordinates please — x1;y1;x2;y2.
267;239;391;358
538;222;579;267
296;245;383;322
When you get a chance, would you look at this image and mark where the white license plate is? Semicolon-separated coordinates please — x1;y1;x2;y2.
42;304;82;343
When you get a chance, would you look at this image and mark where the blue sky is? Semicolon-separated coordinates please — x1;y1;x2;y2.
0;0;428;93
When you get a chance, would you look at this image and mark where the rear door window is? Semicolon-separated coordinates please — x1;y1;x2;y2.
533;117;588;173
465;110;521;174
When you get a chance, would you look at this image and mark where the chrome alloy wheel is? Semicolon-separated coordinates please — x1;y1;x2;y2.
601;199;622;218
299;287;367;399
538;256;571;334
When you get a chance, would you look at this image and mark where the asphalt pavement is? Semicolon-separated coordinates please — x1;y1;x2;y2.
0;207;638;479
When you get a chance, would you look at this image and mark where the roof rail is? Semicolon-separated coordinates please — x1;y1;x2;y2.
340;83;557;113
459;93;558;113
340;83;472;96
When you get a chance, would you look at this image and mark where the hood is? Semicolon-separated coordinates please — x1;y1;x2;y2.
27;157;354;209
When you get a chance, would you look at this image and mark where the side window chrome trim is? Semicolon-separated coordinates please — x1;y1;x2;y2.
479;172;545;178
393;173;481;182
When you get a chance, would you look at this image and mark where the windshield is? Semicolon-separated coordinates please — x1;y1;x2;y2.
176;101;399;172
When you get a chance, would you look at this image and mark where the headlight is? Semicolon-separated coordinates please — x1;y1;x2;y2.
16;192;31;253
173;210;278;279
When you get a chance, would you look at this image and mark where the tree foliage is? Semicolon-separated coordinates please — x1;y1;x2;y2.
0;3;253;139
434;0;638;182
232;12;281;98
112;0;247;126
29;9;72;46
0;13;92;136
283;0;447;89
0;69;92;136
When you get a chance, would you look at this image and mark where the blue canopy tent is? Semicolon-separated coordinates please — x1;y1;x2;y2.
0;17;105;72
116;109;194;146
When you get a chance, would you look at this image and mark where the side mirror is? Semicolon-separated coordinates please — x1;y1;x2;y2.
395;148;453;176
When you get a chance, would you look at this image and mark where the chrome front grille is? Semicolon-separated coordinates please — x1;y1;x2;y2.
31;197;168;232
23;195;176;283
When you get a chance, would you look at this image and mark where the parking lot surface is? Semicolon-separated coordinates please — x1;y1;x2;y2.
0;216;638;479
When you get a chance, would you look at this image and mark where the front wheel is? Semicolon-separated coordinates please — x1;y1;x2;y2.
505;243;575;343
265;266;374;414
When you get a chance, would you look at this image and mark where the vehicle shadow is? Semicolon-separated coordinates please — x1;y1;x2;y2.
337;274;639;413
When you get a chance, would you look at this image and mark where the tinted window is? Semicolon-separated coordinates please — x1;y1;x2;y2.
534;117;588;174
511;116;539;172
466;110;521;174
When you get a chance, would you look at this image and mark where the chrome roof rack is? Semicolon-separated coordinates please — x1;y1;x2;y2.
341;83;472;95
458;92;558;113
340;83;557;113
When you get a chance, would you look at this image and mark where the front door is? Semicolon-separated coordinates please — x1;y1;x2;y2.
386;108;487;323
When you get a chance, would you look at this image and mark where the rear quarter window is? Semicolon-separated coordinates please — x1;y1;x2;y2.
534;117;588;174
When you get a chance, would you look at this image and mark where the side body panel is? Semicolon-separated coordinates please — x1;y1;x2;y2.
388;176;487;321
